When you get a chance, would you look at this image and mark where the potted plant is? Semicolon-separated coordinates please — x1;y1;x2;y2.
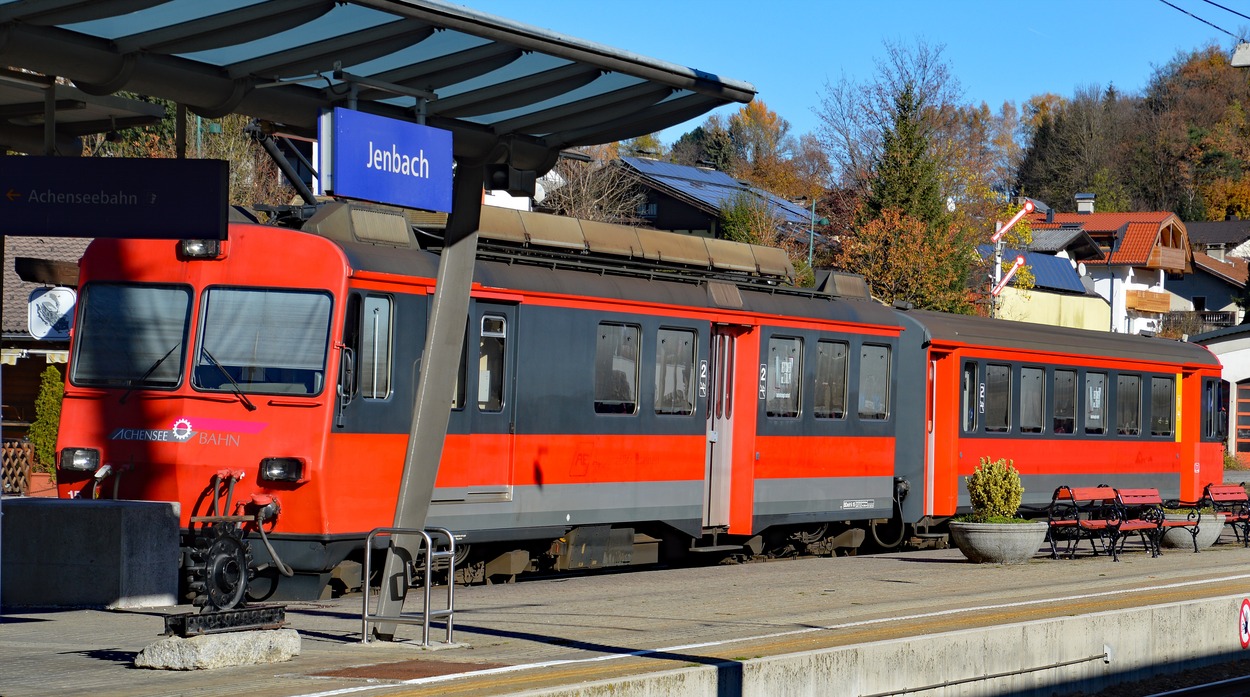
24;365;62;497
948;457;1049;564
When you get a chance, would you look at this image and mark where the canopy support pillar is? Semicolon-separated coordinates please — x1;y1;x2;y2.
371;160;482;640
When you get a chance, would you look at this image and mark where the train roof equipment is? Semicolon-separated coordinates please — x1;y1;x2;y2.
297;200;882;300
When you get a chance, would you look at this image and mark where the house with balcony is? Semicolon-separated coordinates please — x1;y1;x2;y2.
1028;194;1193;334
1163;251;1246;334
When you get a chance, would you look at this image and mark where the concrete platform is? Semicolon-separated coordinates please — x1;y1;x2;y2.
4;532;1250;697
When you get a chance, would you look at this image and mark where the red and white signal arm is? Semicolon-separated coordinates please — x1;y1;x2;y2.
28;286;76;340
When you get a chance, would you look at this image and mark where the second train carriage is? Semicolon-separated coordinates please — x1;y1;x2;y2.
52;203;1227;600
899;310;1225;517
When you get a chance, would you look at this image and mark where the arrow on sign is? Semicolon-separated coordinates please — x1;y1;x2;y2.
6;189;20;201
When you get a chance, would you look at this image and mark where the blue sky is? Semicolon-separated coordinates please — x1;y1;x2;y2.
463;0;1247;144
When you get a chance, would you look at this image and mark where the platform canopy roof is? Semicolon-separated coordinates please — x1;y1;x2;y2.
0;0;756;172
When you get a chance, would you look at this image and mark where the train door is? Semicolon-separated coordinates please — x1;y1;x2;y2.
704;326;737;527
454;302;518;500
335;291;409;434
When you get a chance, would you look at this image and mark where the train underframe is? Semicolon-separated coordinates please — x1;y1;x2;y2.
182;513;939;605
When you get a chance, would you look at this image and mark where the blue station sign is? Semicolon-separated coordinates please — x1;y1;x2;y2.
0;157;228;239
319;108;453;212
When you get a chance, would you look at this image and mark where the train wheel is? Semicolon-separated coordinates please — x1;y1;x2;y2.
187;524;254;612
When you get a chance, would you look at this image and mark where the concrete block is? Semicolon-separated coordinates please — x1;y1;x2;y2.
1;498;179;609
134;629;301;670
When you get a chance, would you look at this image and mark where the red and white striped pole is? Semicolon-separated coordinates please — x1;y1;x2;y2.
992;255;1026;296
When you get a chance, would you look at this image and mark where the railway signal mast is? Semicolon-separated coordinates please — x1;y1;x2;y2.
989;200;1034;316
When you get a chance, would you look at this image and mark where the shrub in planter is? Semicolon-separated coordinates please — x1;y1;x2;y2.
965;457;1024;523
27;365;63;481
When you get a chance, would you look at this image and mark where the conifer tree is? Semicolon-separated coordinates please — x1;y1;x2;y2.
862;82;948;231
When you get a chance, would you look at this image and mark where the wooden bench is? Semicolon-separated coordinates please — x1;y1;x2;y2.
1114;488;1200;557
1202;483;1250;547
1047;486;1119;559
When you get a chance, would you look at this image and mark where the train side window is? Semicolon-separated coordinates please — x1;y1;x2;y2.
1150;376;1175;437
1202;377;1230;441
594;322;640;415
655;328;696;416
1053;369;1076;434
360;295;393;400
1116;374;1141;436
984;364;1011;433
478;315;506;412
858;344;890;420
961;362;978;432
1085;372;1107;435
815;340;848;419
1020;367;1044;433
766;336;802;418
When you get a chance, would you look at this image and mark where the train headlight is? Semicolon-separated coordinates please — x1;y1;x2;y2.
60;447;100;472
259;457;305;483
177;239;222;259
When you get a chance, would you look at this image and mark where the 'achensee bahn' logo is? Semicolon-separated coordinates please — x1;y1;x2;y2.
108;417;264;447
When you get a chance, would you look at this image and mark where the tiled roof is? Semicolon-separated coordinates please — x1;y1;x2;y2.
1085;221;1158;266
3;237;90;336
1187;220;1250;246
1033;211;1175;233
1192;251;1249;286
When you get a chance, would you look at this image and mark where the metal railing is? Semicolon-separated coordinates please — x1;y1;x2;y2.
361;526;456;645
1161;311;1238;336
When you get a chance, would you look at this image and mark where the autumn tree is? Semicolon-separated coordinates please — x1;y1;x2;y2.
1015;43;1250;219
1016;85;1135;212
833;209;973;313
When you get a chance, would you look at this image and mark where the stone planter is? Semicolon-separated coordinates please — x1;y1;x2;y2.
1160;513;1226;549
949;521;1049;564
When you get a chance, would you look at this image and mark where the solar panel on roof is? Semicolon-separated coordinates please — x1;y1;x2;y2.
978;245;1086;294
621;157;810;224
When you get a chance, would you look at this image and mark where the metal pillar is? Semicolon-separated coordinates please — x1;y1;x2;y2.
371;161;483;640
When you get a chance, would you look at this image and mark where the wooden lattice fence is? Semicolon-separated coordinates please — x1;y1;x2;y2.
2;440;33;494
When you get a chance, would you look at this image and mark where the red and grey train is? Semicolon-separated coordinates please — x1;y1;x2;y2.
53;203;1228;601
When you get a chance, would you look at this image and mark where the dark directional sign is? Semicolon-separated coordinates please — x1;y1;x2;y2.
0;157;229;239
319;108;453;212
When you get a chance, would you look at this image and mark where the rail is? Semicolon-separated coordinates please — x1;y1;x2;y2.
361;526;456;646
